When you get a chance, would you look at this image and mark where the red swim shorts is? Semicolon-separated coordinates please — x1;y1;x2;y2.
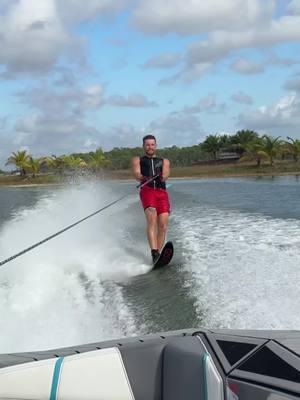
140;186;170;215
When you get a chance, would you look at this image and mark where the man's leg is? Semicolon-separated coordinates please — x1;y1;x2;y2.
144;207;158;250
157;212;169;251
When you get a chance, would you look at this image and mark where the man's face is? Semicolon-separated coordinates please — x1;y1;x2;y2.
143;139;156;156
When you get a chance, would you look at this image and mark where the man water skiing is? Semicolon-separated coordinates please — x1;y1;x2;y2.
132;135;170;264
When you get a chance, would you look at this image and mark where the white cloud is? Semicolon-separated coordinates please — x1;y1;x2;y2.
78;85;106;111
148;111;204;146
0;115;7;130
2;0;300;164
159;62;212;85
0;0;81;76
0;113;102;168
0;81;161;167
13;113;101;156
231;58;264;74
18;83;156;113
183;94;227;113
186;14;300;68
160;9;300;83
265;52;300;67
55;0;129;24
107;94;158;107
2;118;146;166
17;84;106;115
52;66;78;87
100;124;143;149
0;114;11;167
0;0;128;77
132;0;273;35
238;93;300;136
231;91;253;105
0;0;17;13
284;78;300;91
143;52;182;69
287;0;300;15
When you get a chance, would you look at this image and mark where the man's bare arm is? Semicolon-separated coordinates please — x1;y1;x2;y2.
132;156;143;181
162;159;170;181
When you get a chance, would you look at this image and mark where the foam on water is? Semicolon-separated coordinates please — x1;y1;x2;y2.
175;205;300;330
0;181;149;353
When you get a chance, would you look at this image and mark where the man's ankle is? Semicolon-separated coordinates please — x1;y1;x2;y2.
151;249;160;262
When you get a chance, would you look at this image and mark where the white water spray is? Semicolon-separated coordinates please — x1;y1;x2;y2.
175;205;300;330
0;181;149;353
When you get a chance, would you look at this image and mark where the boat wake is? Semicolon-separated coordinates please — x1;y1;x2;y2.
174;204;300;330
0;182;148;353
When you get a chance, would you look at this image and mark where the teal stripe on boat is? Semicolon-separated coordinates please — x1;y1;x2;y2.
202;353;208;400
50;357;64;400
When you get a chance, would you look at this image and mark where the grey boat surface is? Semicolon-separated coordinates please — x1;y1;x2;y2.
0;328;300;399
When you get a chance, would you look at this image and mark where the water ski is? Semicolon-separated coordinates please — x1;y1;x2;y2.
152;241;174;270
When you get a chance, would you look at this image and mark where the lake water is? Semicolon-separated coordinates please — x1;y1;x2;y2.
0;176;300;353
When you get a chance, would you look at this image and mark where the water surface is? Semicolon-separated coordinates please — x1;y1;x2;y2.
0;176;300;352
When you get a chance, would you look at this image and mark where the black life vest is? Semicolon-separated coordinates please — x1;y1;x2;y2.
140;156;166;189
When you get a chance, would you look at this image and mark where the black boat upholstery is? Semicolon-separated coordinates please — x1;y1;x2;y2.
162;336;208;400
0;331;221;400
119;336;210;400
1;329;300;399
119;338;166;400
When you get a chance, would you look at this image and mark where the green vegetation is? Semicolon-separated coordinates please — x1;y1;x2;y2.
2;130;300;186
284;137;300;162
0;174;64;186
6;150;31;176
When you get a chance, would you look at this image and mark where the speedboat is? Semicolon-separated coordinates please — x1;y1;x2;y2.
0;328;300;399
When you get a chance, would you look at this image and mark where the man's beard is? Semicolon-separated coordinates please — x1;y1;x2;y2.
145;150;155;157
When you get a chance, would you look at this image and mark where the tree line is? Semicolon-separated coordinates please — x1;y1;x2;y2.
4;130;300;177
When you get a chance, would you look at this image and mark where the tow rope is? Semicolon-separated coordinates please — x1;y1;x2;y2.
0;194;128;268
0;175;159;268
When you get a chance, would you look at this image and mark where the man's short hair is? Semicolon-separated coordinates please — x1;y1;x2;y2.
143;134;156;144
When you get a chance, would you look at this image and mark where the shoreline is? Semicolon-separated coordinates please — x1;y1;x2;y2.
1;170;300;187
0;183;65;188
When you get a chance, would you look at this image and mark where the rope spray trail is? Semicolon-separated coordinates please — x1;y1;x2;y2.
0;175;159;268
0;194;128;268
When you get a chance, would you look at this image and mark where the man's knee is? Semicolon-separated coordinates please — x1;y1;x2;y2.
145;206;156;213
158;220;168;232
145;207;157;225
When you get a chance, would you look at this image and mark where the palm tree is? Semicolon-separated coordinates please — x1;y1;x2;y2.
230;130;259;156
285;137;300;162
63;155;87;169
6;150;30;176
26;157;41;178
239;139;268;167
41;155;67;174
201;135;222;160
259;135;283;166
88;148;109;171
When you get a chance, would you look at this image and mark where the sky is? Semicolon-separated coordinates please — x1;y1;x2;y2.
1;0;300;168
